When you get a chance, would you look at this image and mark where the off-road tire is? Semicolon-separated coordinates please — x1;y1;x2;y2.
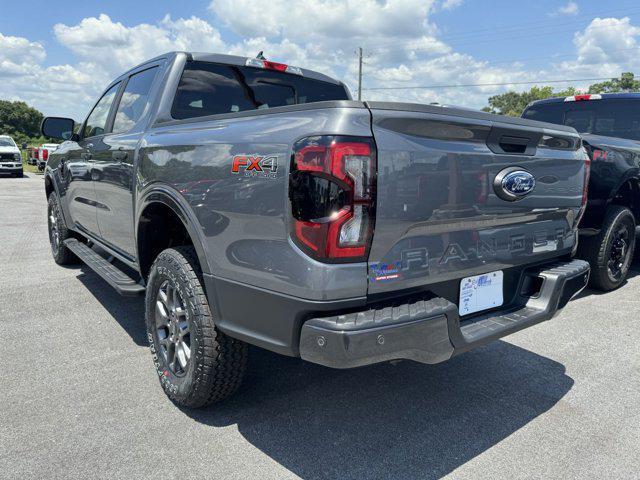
578;205;636;291
145;246;248;408
47;193;76;265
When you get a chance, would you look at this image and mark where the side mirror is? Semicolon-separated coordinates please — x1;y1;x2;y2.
41;117;76;141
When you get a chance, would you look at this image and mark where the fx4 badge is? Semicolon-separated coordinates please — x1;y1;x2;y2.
232;155;278;179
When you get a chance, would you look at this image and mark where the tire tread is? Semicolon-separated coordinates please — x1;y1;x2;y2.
147;246;247;408
578;205;636;291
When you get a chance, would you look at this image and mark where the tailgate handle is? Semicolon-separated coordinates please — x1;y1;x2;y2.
486;127;541;156
498;135;530;154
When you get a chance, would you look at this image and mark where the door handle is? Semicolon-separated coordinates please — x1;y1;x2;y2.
112;149;128;162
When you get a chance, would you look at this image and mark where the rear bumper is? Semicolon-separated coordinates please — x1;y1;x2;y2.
299;259;589;369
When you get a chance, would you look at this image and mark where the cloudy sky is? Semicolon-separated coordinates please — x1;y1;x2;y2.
1;0;640;120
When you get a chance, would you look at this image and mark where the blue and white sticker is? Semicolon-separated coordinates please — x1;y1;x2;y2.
459;270;504;316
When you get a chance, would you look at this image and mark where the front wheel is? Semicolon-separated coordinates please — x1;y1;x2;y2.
145;246;248;408
578;205;636;291
47;193;76;265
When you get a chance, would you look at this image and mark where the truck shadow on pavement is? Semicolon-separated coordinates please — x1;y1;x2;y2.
186;343;573;480
76;267;147;346
72;264;574;480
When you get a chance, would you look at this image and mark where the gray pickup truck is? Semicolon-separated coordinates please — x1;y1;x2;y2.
42;51;590;408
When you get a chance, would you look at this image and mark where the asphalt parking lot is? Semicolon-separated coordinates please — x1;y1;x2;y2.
1;173;639;480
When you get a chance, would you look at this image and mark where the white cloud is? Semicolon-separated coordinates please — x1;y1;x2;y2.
53;14;227;77
0;32;96;120
551;1;579;17
0;14;229;119
553;16;640;79
573;17;640;64
0;33;46;64
209;0;438;44
441;0;464;11
0;33;45;78
3;6;640;120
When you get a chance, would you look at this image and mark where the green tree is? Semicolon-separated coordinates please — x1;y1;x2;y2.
0;100;44;144
588;72;640;93
483;85;576;117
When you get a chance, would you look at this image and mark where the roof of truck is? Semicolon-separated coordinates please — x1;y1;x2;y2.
530;92;640;106
120;51;345;87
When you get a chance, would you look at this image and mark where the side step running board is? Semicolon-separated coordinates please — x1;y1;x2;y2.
64;238;145;297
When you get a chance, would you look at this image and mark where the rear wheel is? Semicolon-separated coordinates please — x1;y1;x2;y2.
578;205;636;291
47;193;76;265
145;246;248;408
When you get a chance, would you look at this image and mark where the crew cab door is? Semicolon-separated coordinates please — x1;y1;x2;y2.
93;65;160;257
66;82;121;236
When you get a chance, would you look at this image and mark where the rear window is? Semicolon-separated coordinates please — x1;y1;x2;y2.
171;60;350;120
523;98;640;141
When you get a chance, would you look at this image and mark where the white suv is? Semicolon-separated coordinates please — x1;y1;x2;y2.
0;135;23;177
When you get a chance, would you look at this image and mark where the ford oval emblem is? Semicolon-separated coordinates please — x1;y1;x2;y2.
493;167;536;201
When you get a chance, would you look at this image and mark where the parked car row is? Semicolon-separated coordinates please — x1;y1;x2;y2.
0;137;60;177
26;143;60;170
37;51;638;411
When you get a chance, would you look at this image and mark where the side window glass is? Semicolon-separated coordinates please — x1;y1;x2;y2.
84;83;120;138
112;67;159;134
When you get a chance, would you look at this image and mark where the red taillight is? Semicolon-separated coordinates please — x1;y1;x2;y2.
262;60;288;72
245;58;303;76
564;94;602;102
34;148;39;158
42;149;49;161
289;136;376;263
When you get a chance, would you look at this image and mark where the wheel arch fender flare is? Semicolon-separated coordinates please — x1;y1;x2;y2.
606;170;640;219
135;184;211;276
45;170;73;226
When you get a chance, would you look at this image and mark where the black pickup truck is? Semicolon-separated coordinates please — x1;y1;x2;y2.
523;93;640;290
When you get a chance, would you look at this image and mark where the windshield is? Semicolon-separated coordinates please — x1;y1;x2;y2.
172;61;350;120
0;138;16;147
523;98;640;141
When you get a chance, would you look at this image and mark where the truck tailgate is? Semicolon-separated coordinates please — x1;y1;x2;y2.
367;102;586;297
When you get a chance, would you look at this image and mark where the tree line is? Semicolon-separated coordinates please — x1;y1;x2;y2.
0;100;50;146
483;72;640;117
